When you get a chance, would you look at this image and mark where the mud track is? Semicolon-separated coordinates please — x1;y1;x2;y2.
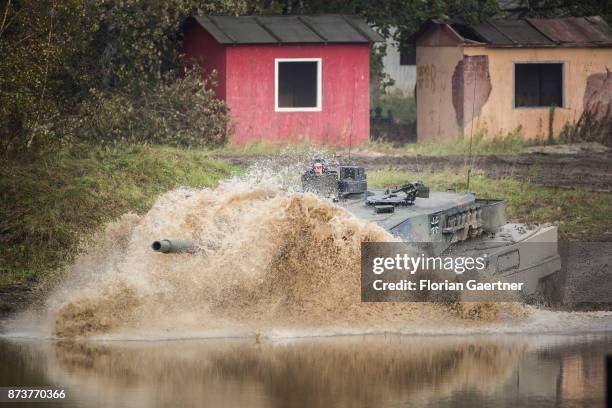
220;150;612;192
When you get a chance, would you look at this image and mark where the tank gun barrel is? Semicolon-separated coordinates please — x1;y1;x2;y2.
151;239;199;254
391;184;412;194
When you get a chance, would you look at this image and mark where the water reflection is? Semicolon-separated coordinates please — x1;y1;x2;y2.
0;334;610;408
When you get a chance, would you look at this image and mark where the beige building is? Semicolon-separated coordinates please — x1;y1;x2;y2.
414;17;612;142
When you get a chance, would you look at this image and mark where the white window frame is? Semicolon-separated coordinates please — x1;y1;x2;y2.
275;58;322;112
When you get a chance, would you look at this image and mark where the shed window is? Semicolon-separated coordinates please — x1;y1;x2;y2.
275;59;321;112
514;63;563;108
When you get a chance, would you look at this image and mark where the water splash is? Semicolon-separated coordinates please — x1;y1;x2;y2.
6;160;612;339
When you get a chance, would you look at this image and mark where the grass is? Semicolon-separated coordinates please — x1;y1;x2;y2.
214;139;335;156
364;131;543;156
215;131;552;158
401;132;532;156
368;168;612;240
0;144;238;286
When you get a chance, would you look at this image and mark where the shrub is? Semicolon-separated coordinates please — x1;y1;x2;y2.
73;70;231;148
0;0;244;154
558;109;612;147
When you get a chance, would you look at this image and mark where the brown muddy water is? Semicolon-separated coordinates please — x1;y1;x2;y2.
0;333;611;408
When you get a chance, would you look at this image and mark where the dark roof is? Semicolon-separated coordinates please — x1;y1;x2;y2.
187;15;384;44
471;16;612;47
415;16;612;48
497;0;573;18
497;0;523;11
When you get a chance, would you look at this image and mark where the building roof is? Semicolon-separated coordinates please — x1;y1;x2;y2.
416;16;612;48
497;0;574;19
472;16;612;47
186;15;384;45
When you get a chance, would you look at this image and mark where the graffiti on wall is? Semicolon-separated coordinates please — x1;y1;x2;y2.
417;64;437;91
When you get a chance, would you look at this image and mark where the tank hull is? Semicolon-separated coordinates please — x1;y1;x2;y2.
341;189;560;296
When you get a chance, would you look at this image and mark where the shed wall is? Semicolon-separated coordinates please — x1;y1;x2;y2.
225;44;371;145
462;47;612;140
416;46;464;141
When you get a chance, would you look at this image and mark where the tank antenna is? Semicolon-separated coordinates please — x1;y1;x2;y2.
348;66;357;164
348;127;352;164
466;63;478;192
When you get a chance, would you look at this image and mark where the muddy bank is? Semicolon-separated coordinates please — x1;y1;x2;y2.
219;150;612;192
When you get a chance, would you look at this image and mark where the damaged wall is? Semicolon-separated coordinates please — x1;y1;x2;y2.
460;47;612;140
452;55;492;129
415;20;612;142
416;46;464;141
584;71;612;120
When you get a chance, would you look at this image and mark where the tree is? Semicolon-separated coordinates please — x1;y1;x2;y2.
0;0;89;152
245;0;500;95
0;0;248;153
502;0;611;23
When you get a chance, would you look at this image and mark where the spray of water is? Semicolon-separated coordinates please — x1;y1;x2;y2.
8;157;610;340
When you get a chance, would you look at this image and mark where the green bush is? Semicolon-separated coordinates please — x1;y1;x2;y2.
80;0;246;91
0;0;244;154
72;70;231;148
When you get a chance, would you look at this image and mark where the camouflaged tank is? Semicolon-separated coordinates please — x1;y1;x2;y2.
152;161;560;296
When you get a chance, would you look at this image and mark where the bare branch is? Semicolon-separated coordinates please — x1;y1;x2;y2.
0;0;12;38
26;0;55;149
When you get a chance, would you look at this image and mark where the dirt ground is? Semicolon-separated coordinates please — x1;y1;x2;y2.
348;151;612;192
219;148;612;192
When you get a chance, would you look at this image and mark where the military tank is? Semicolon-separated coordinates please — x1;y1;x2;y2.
152;160;560;296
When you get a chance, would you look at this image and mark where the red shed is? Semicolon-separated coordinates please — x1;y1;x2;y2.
182;15;383;146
